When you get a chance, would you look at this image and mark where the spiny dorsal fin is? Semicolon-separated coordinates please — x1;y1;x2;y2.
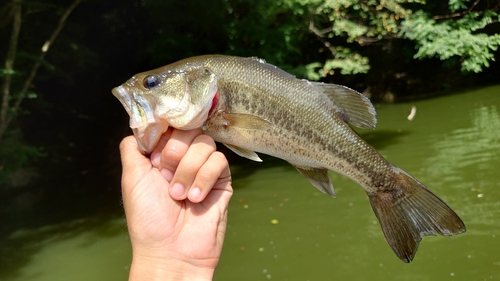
292;165;335;197
311;82;377;129
223;144;263;162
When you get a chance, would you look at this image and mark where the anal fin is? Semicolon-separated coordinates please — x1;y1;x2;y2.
293;165;335;197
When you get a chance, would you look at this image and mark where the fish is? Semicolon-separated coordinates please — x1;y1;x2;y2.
112;55;466;262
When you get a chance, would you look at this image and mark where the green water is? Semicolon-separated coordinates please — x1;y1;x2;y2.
2;85;500;280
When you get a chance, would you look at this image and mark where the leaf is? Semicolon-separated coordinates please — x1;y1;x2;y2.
17;51;55;71
0;68;16;76
401;11;500;73
449;0;468;13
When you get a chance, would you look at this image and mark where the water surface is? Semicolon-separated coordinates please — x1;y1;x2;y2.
1;85;499;281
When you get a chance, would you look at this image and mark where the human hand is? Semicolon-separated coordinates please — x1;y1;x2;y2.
119;128;233;281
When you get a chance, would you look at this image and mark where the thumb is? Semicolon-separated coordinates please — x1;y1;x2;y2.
119;135;152;176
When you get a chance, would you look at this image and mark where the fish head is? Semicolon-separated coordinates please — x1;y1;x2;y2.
112;64;218;154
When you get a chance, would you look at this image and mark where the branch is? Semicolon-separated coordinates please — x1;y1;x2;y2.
432;0;497;20
0;2;16;29
308;20;332;37
0;0;81;141
0;0;22;142
309;20;337;57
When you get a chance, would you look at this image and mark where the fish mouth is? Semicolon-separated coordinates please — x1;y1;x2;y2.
112;85;169;154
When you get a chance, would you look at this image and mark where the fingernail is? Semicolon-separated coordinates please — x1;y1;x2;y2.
188;187;201;202
150;152;160;168
170;183;185;198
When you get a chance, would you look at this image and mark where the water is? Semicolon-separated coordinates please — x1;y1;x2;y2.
1;85;499;280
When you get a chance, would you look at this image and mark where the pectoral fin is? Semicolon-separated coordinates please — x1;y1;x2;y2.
293;165;335;197
223;113;271;130
223;144;263;162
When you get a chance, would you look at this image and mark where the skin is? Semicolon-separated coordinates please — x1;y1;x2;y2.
119;128;233;281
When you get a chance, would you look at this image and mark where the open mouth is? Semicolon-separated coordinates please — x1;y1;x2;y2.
112;85;169;154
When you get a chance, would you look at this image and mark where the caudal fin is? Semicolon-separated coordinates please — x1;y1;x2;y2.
368;168;466;263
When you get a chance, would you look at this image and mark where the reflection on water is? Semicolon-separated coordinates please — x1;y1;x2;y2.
1;86;500;281
425;104;500;234
1;218;131;281
426;105;500;180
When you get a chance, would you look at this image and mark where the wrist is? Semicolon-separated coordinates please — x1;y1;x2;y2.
128;253;216;281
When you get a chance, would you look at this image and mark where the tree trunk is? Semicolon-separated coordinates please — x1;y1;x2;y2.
0;0;81;143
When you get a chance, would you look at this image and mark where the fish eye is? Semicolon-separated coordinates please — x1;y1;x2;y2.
143;75;161;89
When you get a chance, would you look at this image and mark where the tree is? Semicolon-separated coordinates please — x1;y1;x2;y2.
0;0;81;183
402;1;500;73
140;0;312;69
286;0;500;79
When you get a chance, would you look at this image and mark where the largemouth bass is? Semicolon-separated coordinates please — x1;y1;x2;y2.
112;55;465;262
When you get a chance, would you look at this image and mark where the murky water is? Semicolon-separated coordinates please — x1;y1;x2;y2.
1;85;499;280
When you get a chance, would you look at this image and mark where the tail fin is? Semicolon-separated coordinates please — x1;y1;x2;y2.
368;168;466;263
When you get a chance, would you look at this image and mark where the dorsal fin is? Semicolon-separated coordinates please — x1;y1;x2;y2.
311;82;377;129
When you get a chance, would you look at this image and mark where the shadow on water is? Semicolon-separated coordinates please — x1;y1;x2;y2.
0;137;127;280
0;213;127;279
217;144;294;186
359;129;411;150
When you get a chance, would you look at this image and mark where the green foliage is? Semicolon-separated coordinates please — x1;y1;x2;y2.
281;0;500;77
0;0;80;186
141;0;309;68
0;68;16;76
305;47;370;79
314;0;416;39
277;0;421;77
139;0;499;78
323;48;370;75
449;0;468;12
0;129;45;185
402;10;500;73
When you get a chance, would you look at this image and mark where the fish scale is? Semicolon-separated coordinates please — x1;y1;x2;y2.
205;63;385;189
112;54;466;263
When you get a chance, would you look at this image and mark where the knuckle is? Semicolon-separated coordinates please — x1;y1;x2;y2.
162;142;185;164
194;134;216;148
119;136;136;151
179;159;200;174
196;166;219;186
213;151;229;166
193;152;229;187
